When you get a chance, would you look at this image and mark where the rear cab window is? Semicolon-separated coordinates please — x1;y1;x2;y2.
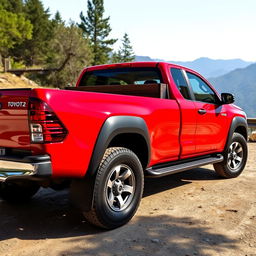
79;67;163;86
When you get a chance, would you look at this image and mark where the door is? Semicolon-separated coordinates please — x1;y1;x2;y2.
185;71;228;153
170;68;197;157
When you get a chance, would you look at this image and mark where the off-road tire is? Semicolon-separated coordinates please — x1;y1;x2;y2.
214;132;247;178
84;147;144;229
0;181;40;202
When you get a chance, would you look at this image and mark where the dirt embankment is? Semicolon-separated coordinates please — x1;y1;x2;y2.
0;73;40;88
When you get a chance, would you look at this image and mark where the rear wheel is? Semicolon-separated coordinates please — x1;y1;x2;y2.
0;181;40;202
214;132;247;178
84;147;144;229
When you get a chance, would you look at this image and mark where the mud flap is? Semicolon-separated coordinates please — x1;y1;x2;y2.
70;176;96;212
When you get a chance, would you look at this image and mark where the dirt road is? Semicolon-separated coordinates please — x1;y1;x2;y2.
0;144;255;256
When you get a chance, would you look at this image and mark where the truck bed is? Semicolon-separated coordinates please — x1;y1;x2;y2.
66;83;168;99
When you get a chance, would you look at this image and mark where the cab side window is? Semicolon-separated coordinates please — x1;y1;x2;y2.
171;68;191;100
186;72;219;104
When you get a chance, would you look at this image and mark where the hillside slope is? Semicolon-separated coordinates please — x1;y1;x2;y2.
0;73;40;88
209;63;256;117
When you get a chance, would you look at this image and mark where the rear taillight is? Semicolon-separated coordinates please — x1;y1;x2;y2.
29;98;67;143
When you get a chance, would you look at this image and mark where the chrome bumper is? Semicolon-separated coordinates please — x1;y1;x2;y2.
0;155;52;181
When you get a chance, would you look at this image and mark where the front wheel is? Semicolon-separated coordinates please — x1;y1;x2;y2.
214;132;248;178
84;147;144;229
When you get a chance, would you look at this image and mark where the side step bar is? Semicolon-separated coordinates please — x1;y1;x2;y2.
146;154;223;178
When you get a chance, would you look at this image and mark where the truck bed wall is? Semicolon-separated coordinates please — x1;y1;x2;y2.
66;83;168;99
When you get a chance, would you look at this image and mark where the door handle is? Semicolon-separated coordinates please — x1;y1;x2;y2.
198;108;207;115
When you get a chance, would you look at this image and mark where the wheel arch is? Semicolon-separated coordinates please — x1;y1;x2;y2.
86;115;151;177
224;116;248;152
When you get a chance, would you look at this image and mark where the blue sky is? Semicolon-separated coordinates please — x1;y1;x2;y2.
41;0;256;62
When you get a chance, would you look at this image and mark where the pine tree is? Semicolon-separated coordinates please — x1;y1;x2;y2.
53;11;64;26
12;0;54;66
79;0;116;65
112;33;135;63
0;0;24;13
120;33;135;62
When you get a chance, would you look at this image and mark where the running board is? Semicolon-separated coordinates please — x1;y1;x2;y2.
146;154;223;178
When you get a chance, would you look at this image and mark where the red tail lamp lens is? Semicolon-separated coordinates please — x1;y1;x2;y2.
29;98;67;143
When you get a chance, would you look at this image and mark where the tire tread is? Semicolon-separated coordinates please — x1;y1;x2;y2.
214;132;247;178
84;147;142;229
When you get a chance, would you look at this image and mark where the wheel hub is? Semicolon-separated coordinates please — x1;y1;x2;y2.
112;180;123;196
231;152;237;159
227;141;243;170
105;164;135;212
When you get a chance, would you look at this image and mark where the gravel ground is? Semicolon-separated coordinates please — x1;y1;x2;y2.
0;143;255;256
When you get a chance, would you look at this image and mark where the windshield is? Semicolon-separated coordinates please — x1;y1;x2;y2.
78;67;163;86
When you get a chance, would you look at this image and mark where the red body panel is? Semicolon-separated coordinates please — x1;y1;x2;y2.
30;88;180;177
192;102;228;153
0;62;247;178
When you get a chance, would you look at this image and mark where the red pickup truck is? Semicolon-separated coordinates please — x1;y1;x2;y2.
0;62;248;229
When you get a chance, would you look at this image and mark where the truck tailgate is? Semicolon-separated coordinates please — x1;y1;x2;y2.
0;89;32;150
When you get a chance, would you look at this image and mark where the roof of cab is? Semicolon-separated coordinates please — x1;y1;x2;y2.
85;62;187;72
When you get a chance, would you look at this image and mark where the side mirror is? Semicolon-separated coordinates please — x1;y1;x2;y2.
221;93;234;104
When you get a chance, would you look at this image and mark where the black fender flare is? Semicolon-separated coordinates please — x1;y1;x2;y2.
224;116;248;152
87;115;151;177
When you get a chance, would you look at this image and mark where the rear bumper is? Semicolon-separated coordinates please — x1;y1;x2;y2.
0;155;52;181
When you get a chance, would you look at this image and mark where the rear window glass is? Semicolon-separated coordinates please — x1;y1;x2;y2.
78;67;163;86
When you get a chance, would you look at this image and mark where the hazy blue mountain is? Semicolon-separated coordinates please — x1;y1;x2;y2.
170;57;252;78
209;63;256;117
135;56;252;78
135;56;154;62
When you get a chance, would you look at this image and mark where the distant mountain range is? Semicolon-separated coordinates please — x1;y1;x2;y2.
209;63;256;117
135;56;252;78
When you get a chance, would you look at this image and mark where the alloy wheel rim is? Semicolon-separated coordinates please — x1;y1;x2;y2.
227;142;243;171
105;164;135;211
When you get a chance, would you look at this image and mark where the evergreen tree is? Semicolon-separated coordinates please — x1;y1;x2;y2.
0;6;32;59
79;0;116;65
0;0;24;13
12;0;54;66
52;11;64;26
112;33;135;63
